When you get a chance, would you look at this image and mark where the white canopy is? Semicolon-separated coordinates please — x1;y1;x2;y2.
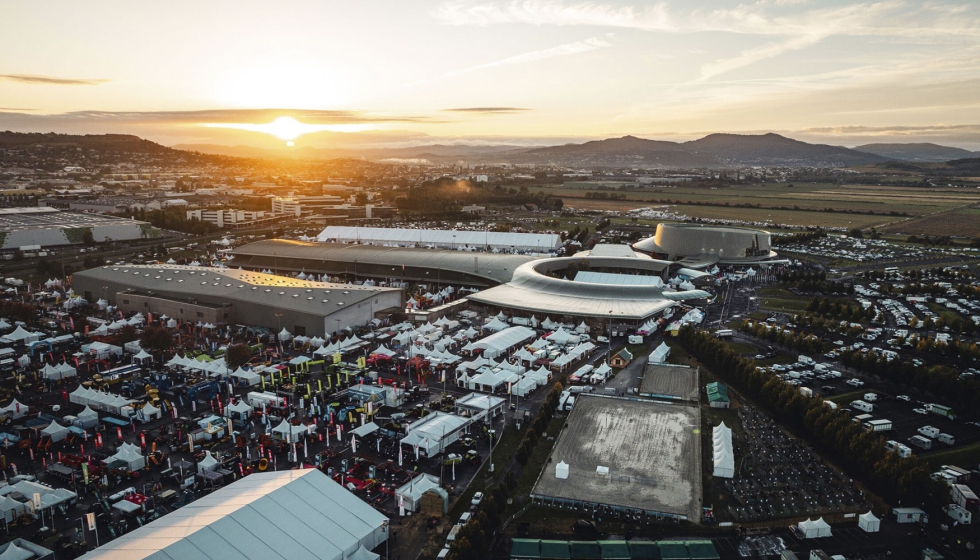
484;317;509;332
371;345;396;357
798;517;832;538
712;422;735;479
41;421;69;442
110;442;145;471
858;511;880;533
555;461;569;479
278;328;292;341
0;399;27;419
133;349;153;363
546;326;579;345
197;450;219;473
649;342;671;364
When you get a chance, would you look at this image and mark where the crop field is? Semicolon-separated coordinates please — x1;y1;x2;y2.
535;182;980;229
880;206;980;237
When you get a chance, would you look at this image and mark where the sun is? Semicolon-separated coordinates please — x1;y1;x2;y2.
203;116;377;142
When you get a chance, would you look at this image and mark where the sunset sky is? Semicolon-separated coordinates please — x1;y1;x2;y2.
2;0;979;149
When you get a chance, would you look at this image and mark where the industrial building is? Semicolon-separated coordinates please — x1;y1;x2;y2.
632;223;779;265
0;207;157;250
79;469;389;560
72;265;402;337
315;226;563;253
231;240;536;288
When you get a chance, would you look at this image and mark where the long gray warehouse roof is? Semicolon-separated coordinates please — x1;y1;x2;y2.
73;264;397;317
316;226;561;250
231;240;537;286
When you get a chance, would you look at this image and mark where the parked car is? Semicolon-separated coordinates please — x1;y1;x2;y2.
896;395;911;402
913;408;928;415
471;492;484;507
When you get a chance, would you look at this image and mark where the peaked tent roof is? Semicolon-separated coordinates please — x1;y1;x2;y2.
77;469;388;560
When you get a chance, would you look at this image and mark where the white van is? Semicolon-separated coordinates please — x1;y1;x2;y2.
851;400;874;413
918;426;940;439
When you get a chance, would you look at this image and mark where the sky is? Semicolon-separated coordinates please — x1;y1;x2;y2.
1;0;979;150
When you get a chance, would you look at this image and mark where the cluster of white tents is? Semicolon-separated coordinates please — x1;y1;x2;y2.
165;354;231;377
69;386;135;417
648;342;670;364
41;362;77;380
109;442;146;471
712;422;734;479
313;334;368;356
0;480;76;521
797;517;832;538
1;326;43;344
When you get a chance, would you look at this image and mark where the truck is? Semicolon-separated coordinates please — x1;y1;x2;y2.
865;419;893;432
908;435;932;450
918;426;940;439
715;329;734;338
944;504;972;525
885;440;912;458
938;433;955;445
952;484;979;510
925;403;955;420
851;400;874;413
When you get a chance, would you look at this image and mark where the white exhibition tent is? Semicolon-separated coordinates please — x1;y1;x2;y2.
798;517;832;538
41;421;69;442
75;406;99;429
858;511;880;533
78;470;389;560
712;422;735;479
0;399;27;419
197;451;219;473
468;326;535;359
648;342;671;364
395;473;448;514
109;442;145;471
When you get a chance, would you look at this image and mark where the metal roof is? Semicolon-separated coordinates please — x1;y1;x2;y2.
73;264;396;317
232;240;537;285
315;226;561;251
79;470;388;560
469;256;711;320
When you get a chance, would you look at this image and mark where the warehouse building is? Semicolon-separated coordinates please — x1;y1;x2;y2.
72;265;402;337
0;207;157;250
232;240;536;288
79;469;388;560
315;226;562;253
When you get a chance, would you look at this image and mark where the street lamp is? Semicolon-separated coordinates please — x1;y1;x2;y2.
487;399;494;473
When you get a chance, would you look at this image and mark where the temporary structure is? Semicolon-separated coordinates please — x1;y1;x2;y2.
41;421;69;442
108;443;145;471
75;406;99;429
858;511;880;533
648;342;671;364
133;350;153;365
197;451;219;473
798;517;832;538
0;399;27;419
555;461;569;479
712;422;735;479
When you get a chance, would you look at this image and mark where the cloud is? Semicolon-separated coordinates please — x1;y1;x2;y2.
0;74;108;86
434;1;673;30
697;33;827;81
447;36;612;76
443;107;531;113
0;108;439;126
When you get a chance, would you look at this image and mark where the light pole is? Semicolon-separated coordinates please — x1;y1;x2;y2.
487;399;494;473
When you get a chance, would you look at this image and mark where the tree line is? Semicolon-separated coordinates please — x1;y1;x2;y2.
678;326;946;510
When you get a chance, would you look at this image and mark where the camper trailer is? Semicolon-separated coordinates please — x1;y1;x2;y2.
944;504;972;524
851;400;874;413
908;435;932;450
918;426;940;439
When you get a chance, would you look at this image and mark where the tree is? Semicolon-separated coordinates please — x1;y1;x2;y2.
140;326;174;354
354;192;368;205
226;343;253;370
118;324;139;343
82;229;96;246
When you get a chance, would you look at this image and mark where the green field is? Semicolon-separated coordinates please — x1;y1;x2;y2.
758;287;811;313
528;182;980;229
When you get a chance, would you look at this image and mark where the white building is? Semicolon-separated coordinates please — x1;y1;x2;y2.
186;209;267;228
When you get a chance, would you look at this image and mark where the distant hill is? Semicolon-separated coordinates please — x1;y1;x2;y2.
177;133;894;168
174;142;522;162
853;142;979;163
0;131;171;152
683;133;890;167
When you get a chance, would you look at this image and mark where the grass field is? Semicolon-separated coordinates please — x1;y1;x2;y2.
881;206;980;237
924;442;980;470
529;182;980;229
758;287;811;313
